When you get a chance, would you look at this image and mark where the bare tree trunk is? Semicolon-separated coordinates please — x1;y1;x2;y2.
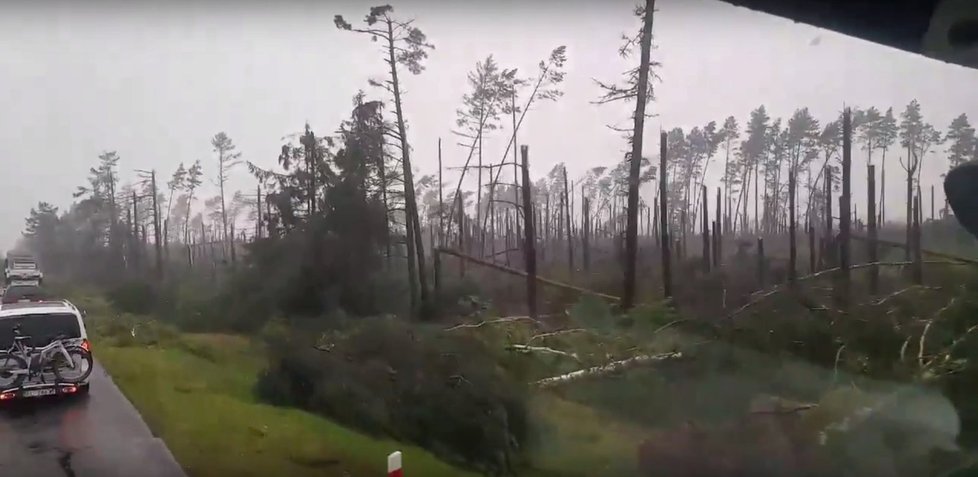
438;138;444;247
880;148;887;224
788;170;796;285
756;237;765;287
701;185;710;273
913;192;923;284
621;0;656;309
386;18;427;311
477;131;484;256
905;146;915;261
808;225;816;274
930;184;935;221
512;93;521;246
256;184;262;240
653;196;659;247
218;151;229;257
151;171;163;279
378;150;391;268
754;163;759;234
563;166;574;277
712;220;719;267
458;196;465;278
540;191;551;266
824;167;833;269
839;108;853;306
489;165;497;259
521;145;538;319
583;195;591;272
715;187;722;265
132;191;140;272
868;164;879;294
433;249;442;297
659;132;672;299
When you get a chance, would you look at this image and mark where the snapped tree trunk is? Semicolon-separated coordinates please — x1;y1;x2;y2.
151;171;163;279
563;166;574;277
868;164;879;294
659;131;672;299
839;108;853;306
621;0;656;310
701;185;710;273
520;145;538;319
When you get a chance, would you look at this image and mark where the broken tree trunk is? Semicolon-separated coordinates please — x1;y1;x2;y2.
788;170;796;285
808;225;816;274
824;167;833;270
534;351;682;389
702;185;710;273
521;145;539;319
458;196;466;278
582;196;591;272
913;192;923;284
715;187;722;266
437;247;621;303
868;164;879;294
659;131;672;299
712;220;719;268
839;108;853;307
757;237;765;288
563;165;574;277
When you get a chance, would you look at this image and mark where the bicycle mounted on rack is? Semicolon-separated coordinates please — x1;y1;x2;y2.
0;323;93;391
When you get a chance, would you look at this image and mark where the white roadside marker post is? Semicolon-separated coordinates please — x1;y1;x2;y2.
387;451;403;477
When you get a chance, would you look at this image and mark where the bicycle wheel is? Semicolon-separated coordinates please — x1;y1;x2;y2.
0;353;28;390
52;347;93;383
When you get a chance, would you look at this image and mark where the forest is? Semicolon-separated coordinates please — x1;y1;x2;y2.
14;2;978;476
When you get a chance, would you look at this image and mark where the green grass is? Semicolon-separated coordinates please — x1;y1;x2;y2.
95;331;651;477
526;395;648;476
96;333;477;477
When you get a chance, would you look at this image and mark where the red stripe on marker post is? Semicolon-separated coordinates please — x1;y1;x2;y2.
388;451;403;477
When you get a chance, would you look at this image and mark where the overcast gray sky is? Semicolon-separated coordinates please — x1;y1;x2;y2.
1;0;976;250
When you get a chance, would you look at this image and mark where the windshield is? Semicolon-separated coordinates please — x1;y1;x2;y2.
1;1;977;477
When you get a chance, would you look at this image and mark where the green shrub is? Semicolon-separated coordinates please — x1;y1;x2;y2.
255;316;529;474
106;280;158;315
89;312;179;348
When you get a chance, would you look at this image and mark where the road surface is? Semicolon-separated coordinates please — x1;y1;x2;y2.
0;363;186;477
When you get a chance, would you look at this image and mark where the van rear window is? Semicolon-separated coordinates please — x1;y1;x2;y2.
0;313;80;349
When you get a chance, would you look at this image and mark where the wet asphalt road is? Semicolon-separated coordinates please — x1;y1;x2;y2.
0;363;186;477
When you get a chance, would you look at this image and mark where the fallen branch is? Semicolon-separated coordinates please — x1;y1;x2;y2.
437;247;621;302
527;328;590;344
873;285;942;306
507;344;580;362
444;316;542;331
918;296;960;368
534;351;683;389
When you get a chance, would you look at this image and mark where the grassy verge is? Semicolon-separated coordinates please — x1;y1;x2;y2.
71;288;647;476
96;333;476;477
94;331;647;477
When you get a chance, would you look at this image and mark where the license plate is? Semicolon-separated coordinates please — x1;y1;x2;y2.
22;388;57;398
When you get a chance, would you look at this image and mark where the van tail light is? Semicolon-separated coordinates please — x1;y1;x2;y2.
0;392;15;401
80;339;91;352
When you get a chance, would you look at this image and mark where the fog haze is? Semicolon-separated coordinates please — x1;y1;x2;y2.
1;0;976;250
